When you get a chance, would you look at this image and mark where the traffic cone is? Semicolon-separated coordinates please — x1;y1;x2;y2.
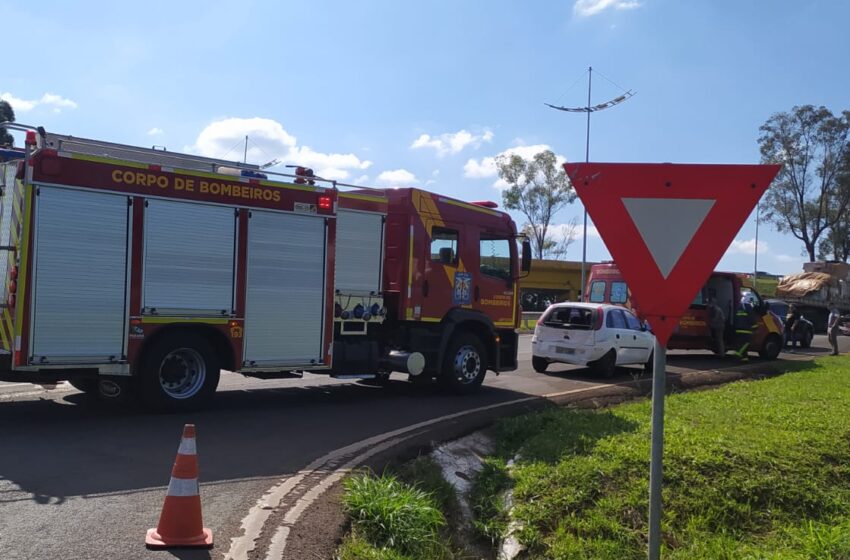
145;424;214;549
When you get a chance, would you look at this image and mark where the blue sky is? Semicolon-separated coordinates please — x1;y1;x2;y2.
2;0;848;276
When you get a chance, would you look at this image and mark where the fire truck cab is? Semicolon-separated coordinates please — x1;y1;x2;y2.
0;124;530;409
585;262;784;359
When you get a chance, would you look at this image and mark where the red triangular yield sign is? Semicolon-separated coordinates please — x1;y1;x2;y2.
564;162;780;345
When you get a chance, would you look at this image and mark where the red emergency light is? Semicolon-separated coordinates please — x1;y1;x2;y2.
470;201;498;209
318;195;332;212
25;130;37;146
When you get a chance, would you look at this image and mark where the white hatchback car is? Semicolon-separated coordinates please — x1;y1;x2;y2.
531;302;655;377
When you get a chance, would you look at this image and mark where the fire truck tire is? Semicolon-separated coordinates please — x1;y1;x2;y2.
758;334;782;360
68;378;98;394
439;333;487;394
138;333;221;410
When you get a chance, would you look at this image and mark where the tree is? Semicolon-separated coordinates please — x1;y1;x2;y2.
0;100;14;147
817;147;850;261
758;105;850;262
498;150;576;260
520;218;578;260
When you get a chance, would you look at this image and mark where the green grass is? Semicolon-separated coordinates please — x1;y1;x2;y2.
338;457;459;560
473;355;850;559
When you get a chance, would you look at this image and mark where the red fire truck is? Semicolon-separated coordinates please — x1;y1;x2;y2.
0;124;530;409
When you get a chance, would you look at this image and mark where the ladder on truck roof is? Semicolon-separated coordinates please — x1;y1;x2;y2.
41;132;265;175
2;122;389;195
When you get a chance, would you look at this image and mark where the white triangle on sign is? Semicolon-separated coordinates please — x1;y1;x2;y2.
622;198;715;279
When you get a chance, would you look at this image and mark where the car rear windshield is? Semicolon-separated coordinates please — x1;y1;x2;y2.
541;306;594;329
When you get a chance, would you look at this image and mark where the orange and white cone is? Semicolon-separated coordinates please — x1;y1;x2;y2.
145;424;213;549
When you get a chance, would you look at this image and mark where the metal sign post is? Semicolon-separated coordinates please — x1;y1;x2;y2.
648;340;666;560
564;162;780;560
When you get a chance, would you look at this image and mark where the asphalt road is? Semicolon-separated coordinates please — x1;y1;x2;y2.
0;334;845;560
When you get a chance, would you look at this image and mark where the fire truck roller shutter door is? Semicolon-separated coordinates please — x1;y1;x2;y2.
143;199;236;314
243;210;326;366
32;187;129;361
335;209;384;294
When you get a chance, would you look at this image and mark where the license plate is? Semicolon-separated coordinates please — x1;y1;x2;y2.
555;346;575;355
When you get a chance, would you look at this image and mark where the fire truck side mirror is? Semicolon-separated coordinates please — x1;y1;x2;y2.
521;239;532;273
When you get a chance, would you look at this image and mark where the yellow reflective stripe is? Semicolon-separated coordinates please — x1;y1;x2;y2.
12;197;21;223
339;192;386;203
14;185;32;337
69;153;149;169
439;197;501;217
140;317;229;325
3;309;13;338
420;317;442;323
0;316;9;350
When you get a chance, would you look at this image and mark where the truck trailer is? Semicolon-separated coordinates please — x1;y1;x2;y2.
0;124;530;409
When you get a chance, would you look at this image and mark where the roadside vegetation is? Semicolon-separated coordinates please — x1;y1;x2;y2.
474;355;850;558
338;356;850;559
337;457;462;560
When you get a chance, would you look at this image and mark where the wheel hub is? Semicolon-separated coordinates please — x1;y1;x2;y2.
453;346;481;383
158;348;206;399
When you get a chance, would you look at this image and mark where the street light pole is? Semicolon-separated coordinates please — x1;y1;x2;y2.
546;69;634;301
754;203;760;288
581;67;592;300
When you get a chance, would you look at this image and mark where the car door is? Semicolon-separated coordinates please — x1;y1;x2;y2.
623;308;654;363
605;308;630;364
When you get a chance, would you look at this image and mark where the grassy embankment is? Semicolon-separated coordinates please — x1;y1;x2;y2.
340;355;850;559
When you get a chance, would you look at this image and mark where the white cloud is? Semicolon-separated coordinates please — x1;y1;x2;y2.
727;238;768;256
147;127;164;136
377;169;417;186
1;92;78;113
189;117;372;181
411;129;494;157
573;0;641;17
775;254;796;263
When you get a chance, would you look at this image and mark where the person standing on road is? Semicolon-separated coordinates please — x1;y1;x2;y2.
828;302;841;356
733;304;758;362
785;304;800;353
707;297;726;356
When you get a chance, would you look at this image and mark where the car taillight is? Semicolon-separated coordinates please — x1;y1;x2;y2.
593;307;604;330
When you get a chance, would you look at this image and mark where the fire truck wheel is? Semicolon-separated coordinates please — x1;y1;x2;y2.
439;334;486;394
532;356;549;373
68;378;98;394
139;333;221;410
758;334;782;360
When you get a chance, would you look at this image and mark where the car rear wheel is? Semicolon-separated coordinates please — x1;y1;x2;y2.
590;349;617;378
532;356;549;373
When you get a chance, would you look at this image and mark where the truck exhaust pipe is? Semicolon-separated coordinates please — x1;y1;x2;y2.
383;350;425;376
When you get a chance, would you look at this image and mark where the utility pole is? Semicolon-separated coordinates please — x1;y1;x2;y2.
546;68;634;300
754;203;760;288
